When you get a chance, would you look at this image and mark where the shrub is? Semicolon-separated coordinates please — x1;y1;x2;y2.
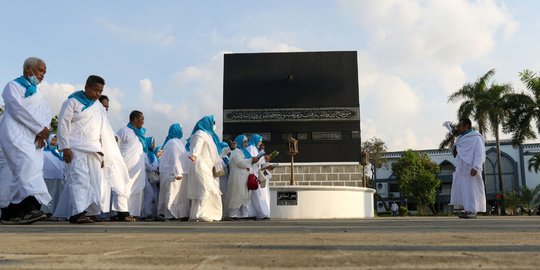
399;206;408;216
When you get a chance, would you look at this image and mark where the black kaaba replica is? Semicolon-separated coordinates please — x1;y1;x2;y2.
223;51;361;162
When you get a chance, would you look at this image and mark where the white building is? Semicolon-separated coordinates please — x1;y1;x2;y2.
374;140;540;214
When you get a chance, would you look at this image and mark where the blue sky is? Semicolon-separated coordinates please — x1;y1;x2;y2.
1;0;539;151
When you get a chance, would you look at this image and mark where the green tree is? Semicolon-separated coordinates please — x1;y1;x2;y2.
0;105;4;116
50;115;58;134
503;69;540;145
361;137;388;188
362;137;389;212
448;69;513;212
391;150;441;214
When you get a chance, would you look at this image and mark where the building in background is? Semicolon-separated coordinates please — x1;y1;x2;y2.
374;140;540;214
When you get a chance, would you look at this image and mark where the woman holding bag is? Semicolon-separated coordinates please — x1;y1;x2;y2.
224;135;260;219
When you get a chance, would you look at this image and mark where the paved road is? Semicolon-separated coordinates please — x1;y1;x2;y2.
1;216;539;269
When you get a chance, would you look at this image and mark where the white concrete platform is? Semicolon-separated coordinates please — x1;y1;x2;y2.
270;185;376;219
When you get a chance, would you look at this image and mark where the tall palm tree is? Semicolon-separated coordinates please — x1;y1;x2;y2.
448;69;494;136
486;83;514;192
503;69;540;145
448;69;513;213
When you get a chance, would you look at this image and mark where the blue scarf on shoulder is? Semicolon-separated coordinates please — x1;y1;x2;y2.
14;76;37;98
68;90;94;111
127;122;148;153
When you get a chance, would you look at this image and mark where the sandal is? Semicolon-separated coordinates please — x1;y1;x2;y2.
110;213;137;222
1;217;23;225
2;210;48;225
88;216;104;222
69;216;95;224
122;215;137;222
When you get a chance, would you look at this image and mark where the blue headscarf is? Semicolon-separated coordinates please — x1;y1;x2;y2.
127;122;148;153
68;90;95;111
234;134;252;158
44;134;63;161
163;123;183;148
219;141;229;151
248;134;263;149
145;137;157;163
185;115;223;154
14;76;37;98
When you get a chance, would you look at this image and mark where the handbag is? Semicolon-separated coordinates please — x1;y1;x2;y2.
247;174;259;190
213;167;226;178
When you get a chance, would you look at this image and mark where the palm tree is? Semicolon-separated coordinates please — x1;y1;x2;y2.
448;69;494;136
448;69;513;213
503;69;540;145
485;83;514;193
504;184;540;215
528;153;540;173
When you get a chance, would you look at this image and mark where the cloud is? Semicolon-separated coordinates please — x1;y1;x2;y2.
337;0;517;150
359;70;423;150
170;52;225;142
39;81;78;115
207;32;303;53
100;19;176;47
337;0;517;92
338;0;517;64
246;36;304;52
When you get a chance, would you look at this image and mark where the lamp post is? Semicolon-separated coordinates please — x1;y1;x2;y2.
360;151;369;187
288;137;298;186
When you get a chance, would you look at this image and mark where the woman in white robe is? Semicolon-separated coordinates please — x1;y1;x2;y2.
41;134;65;215
224;135;260;219
158;123;191;220
186;116;224;222
246;134;271;219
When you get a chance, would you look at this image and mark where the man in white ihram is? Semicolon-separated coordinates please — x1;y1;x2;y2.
56;75;132;223
449;118;486;219
0;57;52;225
116;111;147;219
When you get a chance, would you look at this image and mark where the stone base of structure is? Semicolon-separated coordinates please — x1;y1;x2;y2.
270;185;375;219
269;162;367;187
267;162;375;219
